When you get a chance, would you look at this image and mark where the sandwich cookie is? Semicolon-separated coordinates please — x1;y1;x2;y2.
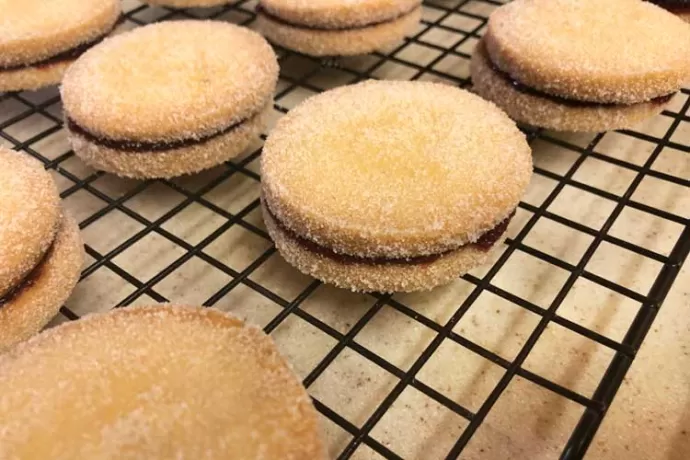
61;21;279;179
0;0;120;93
256;0;422;57
0;305;325;459
261;80;532;293
0;148;83;353
647;0;690;22
471;0;690;132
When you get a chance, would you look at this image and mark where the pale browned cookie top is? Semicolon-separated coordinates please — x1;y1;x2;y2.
259;0;422;28
485;0;690;104
261;80;533;259
61;21;279;143
0;305;325;459
0;148;60;300
0;0;120;68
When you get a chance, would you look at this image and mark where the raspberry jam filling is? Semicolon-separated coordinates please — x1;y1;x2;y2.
484;46;675;107
1;17;123;72
268;205;515;266
65;111;256;153
0;240;53;308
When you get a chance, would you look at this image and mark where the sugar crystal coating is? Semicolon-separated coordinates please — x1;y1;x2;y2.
0;148;61;299
256;6;421;57
0;59;75;93
0;305;325;459
0;0;120;67
0;211;83;353
263;204;507;293
261;80;533;259
485;0;690;104
61;21;279;142
471;39;671;132
68;104;271;179
259;0;422;28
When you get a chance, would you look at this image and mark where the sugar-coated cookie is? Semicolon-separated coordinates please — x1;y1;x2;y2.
0;148;83;353
0;0;120;92
472;0;690;132
256;0;422;56
471;41;676;132
62;21;279;179
0;305;325;459
261;80;532;293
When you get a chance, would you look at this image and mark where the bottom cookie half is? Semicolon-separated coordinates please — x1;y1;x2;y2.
67;105;269;179
264;204;504;293
0;59;73;93
471;41;672;132
255;6;421;57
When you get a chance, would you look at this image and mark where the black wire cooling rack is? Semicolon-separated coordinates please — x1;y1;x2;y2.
1;0;689;458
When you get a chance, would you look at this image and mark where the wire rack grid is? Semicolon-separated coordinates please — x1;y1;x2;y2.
1;0;688;458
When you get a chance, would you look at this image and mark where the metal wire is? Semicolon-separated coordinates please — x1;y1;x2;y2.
1;0;688;458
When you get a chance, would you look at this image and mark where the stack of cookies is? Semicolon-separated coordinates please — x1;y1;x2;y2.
0;0;120;92
0;148;83;353
472;0;690;132
61;21;279;179
261;80;533;293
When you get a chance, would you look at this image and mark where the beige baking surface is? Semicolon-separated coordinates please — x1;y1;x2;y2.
1;0;688;459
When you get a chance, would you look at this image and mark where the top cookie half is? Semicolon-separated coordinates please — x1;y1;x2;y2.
485;0;690;104
61;21;279;143
261;80;532;259
0;0;120;68
0;305;325;459
0;148;60;299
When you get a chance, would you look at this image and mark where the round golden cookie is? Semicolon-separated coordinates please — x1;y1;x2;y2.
0;0;120;92
484;0;690;104
261;80;532;292
471;40;672;132
0;148;61;299
0;305;325;459
61;20;279;179
0;212;83;353
256;0;422;57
